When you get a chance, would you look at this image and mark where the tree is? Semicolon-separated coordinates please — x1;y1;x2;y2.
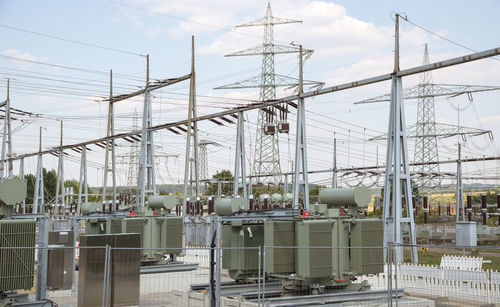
206;170;233;196
24;168;57;204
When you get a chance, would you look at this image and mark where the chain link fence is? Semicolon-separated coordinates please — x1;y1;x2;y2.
3;243;500;306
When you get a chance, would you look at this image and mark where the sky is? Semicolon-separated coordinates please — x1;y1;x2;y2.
0;0;499;191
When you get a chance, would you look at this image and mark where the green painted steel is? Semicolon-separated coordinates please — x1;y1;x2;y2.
147;195;179;210
0;178;27;217
296;220;333;280
86;216;183;263
0;220;36;291
350;219;384;275
264;220;295;274
222;222;263;280
318;187;371;208
214;198;247;216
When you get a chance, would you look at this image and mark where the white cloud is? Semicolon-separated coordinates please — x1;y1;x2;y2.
2;48;48;68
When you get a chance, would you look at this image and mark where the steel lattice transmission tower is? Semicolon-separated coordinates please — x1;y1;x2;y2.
413;44;442;199
216;3;321;183
198;140;219;180
126;110;140;188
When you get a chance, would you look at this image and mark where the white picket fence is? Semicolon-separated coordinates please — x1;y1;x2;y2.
361;263;500;305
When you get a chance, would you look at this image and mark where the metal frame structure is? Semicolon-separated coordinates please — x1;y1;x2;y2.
233;111;247;198
292;45;309;210
33;128;44;214
382;14;418;263
77;145;89;216
102;70;117;207
55;121;65;217
136;56;157;207
0;79;13;178
216;3;315;184
199;140;219;181
183;36;200;213
456;144;465;221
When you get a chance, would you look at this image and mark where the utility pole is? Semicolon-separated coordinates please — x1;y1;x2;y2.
55;121;65;217
103;70;117;207
136;55;156;207
382;13;418;263
34;127;44;214
77;145;88;216
183;36;200;214
233;111;247;198
332;136;338;188
456;143;465;221
0;79;13;178
292;44;309;210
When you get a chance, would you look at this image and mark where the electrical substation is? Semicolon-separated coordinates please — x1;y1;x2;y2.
0;2;500;306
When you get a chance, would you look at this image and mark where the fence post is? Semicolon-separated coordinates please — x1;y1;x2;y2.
387;243;392;307
263;245;267;303
215;217;221;307
258;245;261;307
102;245;111;307
36;216;49;301
488;269;492;304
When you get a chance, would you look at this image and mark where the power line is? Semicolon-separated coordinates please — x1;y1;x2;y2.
0;24;146;57
0;54;144;81
400;16;500;63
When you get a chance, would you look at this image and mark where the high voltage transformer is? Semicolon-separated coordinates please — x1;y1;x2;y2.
0;178;37;302
217;187;383;293
84;195;183;264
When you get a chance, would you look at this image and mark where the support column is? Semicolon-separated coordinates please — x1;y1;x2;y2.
233;111;247;198
137;56;156;207
292;45;309;210
183;36;200;215
19;157;25;212
382;14;418;263
456;144;465;222
103;70;117;209
0;79;12;178
33;128;44;214
55;121;65;218
332;137;338;188
77;145;89;216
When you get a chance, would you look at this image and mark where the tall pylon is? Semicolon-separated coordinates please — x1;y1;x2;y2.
382;14;418;263
413;44;442;204
216;3;320;183
102;70;117;207
0;79;13;178
33;127;44;214
198;140;219;181
183;36;200;213
126;109;140;189
136;55;156;207
55;121;65;217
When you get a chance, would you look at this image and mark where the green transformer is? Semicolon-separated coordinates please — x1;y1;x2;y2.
85;216;182;264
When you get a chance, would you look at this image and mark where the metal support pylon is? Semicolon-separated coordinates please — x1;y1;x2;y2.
19;157;25;212
55;121;65;217
456;143;465;221
183;36;200;214
233;111;247;198
0;79;13;178
382;14;418;263
33;127;44;214
102;70;117;208
137;55;156;207
77;145;88;216
292;45;309;210
331;137;338;188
